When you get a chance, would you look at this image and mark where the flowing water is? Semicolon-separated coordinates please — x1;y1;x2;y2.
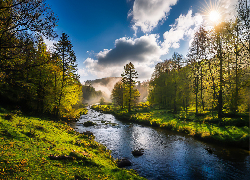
70;107;250;180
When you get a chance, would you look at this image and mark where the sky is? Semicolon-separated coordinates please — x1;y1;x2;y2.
45;0;238;84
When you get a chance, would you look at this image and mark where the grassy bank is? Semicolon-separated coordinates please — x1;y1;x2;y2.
91;105;249;150
0;107;145;180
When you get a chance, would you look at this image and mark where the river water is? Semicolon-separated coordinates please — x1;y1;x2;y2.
70;107;250;180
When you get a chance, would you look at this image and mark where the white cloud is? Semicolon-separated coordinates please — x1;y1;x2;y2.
44;38;57;50
82;34;164;81
78;68;88;77
162;10;203;53
83;57;124;78
82;10;205;81
97;49;111;59
129;0;178;33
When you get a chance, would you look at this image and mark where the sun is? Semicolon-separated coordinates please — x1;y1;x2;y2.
199;0;223;25
209;10;221;22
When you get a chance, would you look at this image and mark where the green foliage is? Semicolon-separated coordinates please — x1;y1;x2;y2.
53;33;81;118
149;8;250;117
0;109;145;179
111;81;124;107
120;62;140;112
100;97;105;105
0;31;83;119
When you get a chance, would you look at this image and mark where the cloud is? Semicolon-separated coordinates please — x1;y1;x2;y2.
43;38;57;50
128;0;178;33
83;58;155;82
162;10;203;53
78;68;88;77
97;34;163;66
82;34;164;81
83;57;123;78
82;11;203;82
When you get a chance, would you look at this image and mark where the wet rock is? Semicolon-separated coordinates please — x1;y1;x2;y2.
82;131;94;136
205;147;213;154
132;149;144;156
83;121;96;127
117;158;132;168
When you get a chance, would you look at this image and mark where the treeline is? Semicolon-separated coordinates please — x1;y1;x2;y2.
149;0;250;117
0;0;83;118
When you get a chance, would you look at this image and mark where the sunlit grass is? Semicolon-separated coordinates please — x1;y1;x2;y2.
0;107;145;180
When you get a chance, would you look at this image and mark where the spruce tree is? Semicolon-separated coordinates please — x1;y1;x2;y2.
121;62;139;112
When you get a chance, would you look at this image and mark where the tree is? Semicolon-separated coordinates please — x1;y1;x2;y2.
100;97;105;105
54;33;78;117
0;0;58;110
187;26;210;114
121;62;140;112
0;0;58;73
111;81;124;108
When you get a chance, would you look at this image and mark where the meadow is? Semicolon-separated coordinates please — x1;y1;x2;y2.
0;107;145;180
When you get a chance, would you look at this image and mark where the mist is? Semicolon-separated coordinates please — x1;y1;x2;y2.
83;77;149;105
84;77;122;104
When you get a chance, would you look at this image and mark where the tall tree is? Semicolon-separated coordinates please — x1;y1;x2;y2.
54;33;77;117
121;62;139;112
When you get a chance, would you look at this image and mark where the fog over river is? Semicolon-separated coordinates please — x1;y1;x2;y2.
70;107;250;180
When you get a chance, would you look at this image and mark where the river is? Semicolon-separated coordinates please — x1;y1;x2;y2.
70;107;250;180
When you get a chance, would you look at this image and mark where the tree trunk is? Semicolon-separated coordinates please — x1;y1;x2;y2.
195;76;198;115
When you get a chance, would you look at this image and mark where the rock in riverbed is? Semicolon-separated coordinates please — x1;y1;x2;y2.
83;121;96;127
132;149;144;156
81;131;94;136
205;147;213;154
117;158;132;168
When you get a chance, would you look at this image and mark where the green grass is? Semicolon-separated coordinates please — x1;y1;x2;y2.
0;108;145;180
91;105;249;149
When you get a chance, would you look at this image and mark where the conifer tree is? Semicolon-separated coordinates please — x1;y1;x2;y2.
54;33;77;117
121;62;139;112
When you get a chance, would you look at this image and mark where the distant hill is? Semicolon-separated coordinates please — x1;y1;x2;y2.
83;77;148;104
84;77;122;104
85;77;122;87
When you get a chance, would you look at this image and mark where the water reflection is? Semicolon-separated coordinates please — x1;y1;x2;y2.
70;108;250;180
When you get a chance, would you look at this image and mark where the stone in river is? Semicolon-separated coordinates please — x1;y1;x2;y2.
117;158;132;168
132;149;144;156
83;121;96;127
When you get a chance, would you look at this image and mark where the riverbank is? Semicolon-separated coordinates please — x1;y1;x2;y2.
0;107;145;179
91;105;249;150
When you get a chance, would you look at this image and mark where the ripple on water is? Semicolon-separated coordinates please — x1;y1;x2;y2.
71;109;250;180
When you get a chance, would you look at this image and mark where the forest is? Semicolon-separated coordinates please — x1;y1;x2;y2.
111;0;250;118
0;0;85;119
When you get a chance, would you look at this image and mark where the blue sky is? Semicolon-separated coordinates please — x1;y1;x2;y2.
45;0;237;83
